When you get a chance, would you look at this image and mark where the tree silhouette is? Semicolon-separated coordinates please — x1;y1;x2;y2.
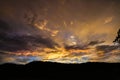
113;29;120;44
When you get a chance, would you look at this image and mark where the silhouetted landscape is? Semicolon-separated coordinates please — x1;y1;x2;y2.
0;61;120;79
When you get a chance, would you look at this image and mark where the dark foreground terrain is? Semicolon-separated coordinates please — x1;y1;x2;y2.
0;61;120;80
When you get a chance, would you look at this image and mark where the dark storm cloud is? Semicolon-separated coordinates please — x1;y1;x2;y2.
88;41;105;46
0;20;11;32
0;19;26;52
65;46;85;50
96;45;119;53
0;19;58;52
0;35;28;52
25;36;58;48
0;35;58;52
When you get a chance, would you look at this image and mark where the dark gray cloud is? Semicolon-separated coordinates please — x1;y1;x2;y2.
65;45;88;50
96;45;119;53
0;19;58;53
88;41;105;46
0;35;58;52
0;20;11;32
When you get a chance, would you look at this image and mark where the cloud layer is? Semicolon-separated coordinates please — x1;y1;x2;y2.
0;0;120;64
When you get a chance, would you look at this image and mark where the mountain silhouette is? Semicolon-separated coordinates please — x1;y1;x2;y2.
0;61;120;79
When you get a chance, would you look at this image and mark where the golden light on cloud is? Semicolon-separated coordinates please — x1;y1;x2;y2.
104;16;113;24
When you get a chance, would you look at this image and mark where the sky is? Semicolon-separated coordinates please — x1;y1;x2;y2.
0;0;120;64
